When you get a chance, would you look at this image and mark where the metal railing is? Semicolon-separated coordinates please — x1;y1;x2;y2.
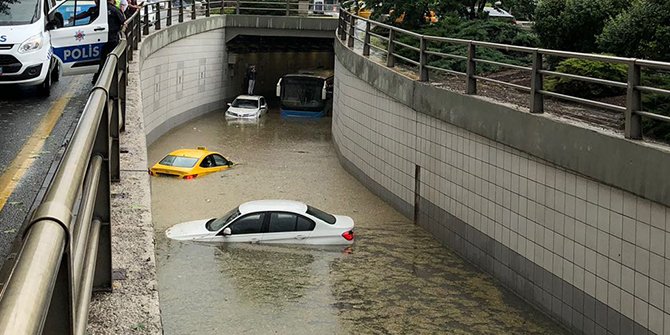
0;2;336;334
0;9;142;335
337;9;670;140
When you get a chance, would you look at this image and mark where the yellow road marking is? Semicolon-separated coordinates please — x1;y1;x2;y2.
0;79;79;212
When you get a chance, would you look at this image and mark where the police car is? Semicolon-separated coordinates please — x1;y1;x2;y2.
0;0;113;96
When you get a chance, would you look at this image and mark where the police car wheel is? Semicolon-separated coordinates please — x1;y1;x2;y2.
51;62;60;83
39;68;52;97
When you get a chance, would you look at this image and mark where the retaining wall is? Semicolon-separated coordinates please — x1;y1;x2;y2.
332;36;670;335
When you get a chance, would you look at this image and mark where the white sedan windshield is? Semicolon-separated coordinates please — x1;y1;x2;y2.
207;208;241;231
231;99;258;109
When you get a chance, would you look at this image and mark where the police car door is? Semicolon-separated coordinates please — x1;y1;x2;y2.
49;0;108;75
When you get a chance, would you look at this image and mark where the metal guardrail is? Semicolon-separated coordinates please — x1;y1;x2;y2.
0;9;141;335
0;2;335;334
337;9;670;140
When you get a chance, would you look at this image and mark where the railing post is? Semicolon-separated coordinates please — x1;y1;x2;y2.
179;0;184;22
625;60;642;139
235;0;239;14
338;11;345;41
154;3;161;30
93;95;112;293
387;29;395;67
285;0;290;16
347;15;355;48
530;50;544;113
119;49;128;133
167;1;172;26
134;13;141;46
466;42;476;94
363;20;370;57
43;246;75;335
109;63;121;183
143;5;149;35
419;36;428;82
220;0;224;14
191;2;196;19
206;0;210;16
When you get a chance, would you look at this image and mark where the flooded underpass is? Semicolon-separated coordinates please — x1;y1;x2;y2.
149;111;568;334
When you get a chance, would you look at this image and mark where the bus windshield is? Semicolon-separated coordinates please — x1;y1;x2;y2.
0;0;41;25
281;77;325;110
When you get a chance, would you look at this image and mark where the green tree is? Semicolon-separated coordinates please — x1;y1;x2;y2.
534;0;630;52
597;0;670;60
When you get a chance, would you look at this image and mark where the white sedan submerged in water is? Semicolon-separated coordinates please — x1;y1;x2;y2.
225;95;268;119
166;200;355;245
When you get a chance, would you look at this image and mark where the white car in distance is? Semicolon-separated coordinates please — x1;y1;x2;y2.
166;200;355;245
225;95;268;119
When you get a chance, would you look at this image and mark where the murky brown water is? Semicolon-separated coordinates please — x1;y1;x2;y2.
150;111;568;335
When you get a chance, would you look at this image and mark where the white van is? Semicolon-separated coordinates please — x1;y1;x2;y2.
0;0;110;96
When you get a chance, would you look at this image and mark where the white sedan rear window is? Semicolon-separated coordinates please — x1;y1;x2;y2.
306;205;336;224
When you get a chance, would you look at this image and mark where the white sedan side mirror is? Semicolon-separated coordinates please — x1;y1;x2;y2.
227;103;232;107
222;227;232;236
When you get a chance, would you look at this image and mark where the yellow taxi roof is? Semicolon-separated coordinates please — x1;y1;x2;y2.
166;148;215;158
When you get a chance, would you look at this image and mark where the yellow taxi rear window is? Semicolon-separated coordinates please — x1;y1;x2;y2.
159;155;198;168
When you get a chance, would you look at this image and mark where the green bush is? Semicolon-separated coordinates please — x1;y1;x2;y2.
597;0;670;60
544;58;627;98
534;0;630;53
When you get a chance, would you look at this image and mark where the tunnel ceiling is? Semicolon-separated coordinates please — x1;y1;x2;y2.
226;35;334;53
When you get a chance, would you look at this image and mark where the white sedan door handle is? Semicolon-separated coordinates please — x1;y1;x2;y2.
250;237;259;243
296;235;306;240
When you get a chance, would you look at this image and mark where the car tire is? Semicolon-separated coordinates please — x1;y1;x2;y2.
39;65;52;97
51;62;60;83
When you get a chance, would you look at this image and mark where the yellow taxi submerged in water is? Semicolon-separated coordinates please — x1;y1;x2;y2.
149;147;233;179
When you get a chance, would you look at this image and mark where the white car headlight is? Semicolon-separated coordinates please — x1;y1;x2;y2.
18;33;43;54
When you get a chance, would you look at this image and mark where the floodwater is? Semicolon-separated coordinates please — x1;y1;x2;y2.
149;111;568;335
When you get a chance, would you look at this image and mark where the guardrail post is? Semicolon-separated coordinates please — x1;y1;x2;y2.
143;5;149;35
42;243;75;335
347;15;355;48
625;60;642;139
363;21;370;57
206;0;210;16
119;49;128;133
419;36;428;82
93;97;112;292
235;0;239;14
338;11;345;41
179;0;184;22
191;2;196;19
154;3;161;29
109;64;121;183
466;42;476;94
167;1;172;26
530;50;544;113
286;0;289;15
136;12;142;43
220;0;224;15
387;29;395;67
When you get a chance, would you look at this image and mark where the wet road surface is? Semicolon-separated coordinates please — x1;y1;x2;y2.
0;75;92;271
149;111;568;334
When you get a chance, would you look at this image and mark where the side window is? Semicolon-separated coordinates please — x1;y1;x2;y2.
199;155;214;168
296;216;315;231
260;98;266;106
227;214;263;235
55;0;99;27
268;212;297;232
212;154;229;166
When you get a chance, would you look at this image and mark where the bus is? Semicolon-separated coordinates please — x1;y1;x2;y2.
276;69;334;118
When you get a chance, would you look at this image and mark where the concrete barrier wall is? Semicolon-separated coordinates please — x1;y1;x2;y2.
332;40;670;334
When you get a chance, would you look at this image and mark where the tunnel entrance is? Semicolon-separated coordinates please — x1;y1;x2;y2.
225;35;335;106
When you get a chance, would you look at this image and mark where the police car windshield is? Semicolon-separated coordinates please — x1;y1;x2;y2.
231;99;258;109
0;0;42;25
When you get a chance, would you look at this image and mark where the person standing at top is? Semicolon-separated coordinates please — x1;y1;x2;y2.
92;0;126;84
247;65;257;95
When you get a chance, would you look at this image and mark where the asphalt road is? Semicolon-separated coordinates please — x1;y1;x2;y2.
0;74;92;272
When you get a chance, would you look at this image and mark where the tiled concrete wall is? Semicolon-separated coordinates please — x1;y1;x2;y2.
333;58;670;335
140;28;235;144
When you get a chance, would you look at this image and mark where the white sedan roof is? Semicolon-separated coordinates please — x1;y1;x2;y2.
234;95;264;100
239;200;308;214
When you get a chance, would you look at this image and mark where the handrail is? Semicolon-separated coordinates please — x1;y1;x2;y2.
337;8;670;140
